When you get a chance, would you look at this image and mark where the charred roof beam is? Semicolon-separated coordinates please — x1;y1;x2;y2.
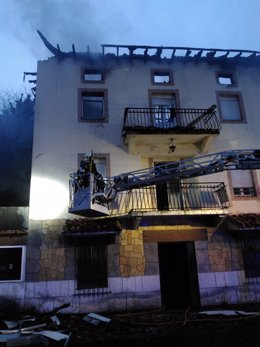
37;30;66;58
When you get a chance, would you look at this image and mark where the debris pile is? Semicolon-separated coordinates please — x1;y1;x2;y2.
0;303;71;347
1;305;260;346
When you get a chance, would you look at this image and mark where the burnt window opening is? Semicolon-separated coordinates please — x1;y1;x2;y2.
241;238;260;283
152;69;173;84
76;244;108;289
216;92;246;123
0;246;25;281
83;69;104;82
79;89;108;122
217;73;235;86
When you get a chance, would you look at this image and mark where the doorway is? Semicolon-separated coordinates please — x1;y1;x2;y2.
154;162;181;211
158;242;200;309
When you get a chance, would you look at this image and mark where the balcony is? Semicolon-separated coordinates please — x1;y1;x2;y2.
122;105;221;155
110;182;229;216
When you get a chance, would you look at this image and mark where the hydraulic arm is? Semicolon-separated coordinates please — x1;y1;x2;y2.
69;149;260;217
110;149;260;193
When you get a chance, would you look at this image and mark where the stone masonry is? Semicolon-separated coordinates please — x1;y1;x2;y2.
119;229;145;277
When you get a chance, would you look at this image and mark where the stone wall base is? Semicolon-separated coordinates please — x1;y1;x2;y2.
199;270;260;306
0;276;161;313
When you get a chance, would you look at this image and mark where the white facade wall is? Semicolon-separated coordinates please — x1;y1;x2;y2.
30;57;260;220
22;53;260;312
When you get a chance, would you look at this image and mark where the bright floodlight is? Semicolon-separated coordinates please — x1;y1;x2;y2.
29;176;68;220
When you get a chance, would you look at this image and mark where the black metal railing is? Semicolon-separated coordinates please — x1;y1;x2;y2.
123;106;221;133
111;182;229;214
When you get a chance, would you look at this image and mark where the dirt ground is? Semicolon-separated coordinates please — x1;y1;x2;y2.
1;304;260;346
62;305;260;346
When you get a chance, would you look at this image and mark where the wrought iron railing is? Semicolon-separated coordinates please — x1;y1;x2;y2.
111;182;229;215
123;106;221;132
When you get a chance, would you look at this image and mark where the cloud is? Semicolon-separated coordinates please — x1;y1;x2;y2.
2;0;106;56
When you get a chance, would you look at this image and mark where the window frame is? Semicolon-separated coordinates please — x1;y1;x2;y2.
78;153;110;177
227;170;259;200
216;71;237;87
216;91;247;123
148;89;180;107
0;245;26;282
78;88;108;123
148;89;180;128
81;68;105;84
151;69;174;85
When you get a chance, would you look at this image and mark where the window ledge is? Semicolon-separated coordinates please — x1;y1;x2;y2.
0;230;28;236
75;287;111;295
232;196;258;201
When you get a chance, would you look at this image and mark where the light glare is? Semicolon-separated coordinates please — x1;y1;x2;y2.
29;176;68;220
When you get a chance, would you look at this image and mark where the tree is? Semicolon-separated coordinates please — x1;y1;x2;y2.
0;92;34;206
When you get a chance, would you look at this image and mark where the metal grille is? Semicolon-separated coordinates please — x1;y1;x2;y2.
76;245;107;289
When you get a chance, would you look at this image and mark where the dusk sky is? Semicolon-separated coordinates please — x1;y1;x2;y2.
1;0;260;94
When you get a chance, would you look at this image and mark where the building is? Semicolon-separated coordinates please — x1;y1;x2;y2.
1;32;260;313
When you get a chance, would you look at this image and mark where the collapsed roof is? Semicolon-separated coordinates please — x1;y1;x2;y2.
37;30;260;66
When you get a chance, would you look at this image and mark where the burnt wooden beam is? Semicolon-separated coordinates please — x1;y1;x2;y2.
37;30;66;58
206;51;216;58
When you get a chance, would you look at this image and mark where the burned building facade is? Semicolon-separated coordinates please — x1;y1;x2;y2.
1;33;260;312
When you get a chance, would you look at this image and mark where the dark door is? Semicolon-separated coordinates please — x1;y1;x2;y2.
155;162;180;211
158;242;200;309
156;183;169;210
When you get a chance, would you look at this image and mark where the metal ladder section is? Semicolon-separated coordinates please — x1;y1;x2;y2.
109;149;260;193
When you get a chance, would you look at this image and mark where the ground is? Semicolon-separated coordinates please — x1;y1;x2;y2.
1;303;260;346
63;305;260;346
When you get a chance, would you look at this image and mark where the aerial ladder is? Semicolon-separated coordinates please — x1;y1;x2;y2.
68;149;260;217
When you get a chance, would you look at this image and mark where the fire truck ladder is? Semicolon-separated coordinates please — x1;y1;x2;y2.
109;149;260;196
68;149;260;217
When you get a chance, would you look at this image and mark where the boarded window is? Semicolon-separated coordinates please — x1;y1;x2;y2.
76;245;107;289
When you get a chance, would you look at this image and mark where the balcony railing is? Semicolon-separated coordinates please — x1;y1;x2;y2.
111;182;229;215
123;106;221;133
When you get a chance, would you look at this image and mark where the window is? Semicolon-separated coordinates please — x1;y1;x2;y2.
241;238;260;282
151;69;173;85
230;170;256;197
149;90;179;127
216;92;246;122
0;246;26;281
79;89;108;122
216;72;236;86
76;245;107;289
82;69;104;83
78;153;110;177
